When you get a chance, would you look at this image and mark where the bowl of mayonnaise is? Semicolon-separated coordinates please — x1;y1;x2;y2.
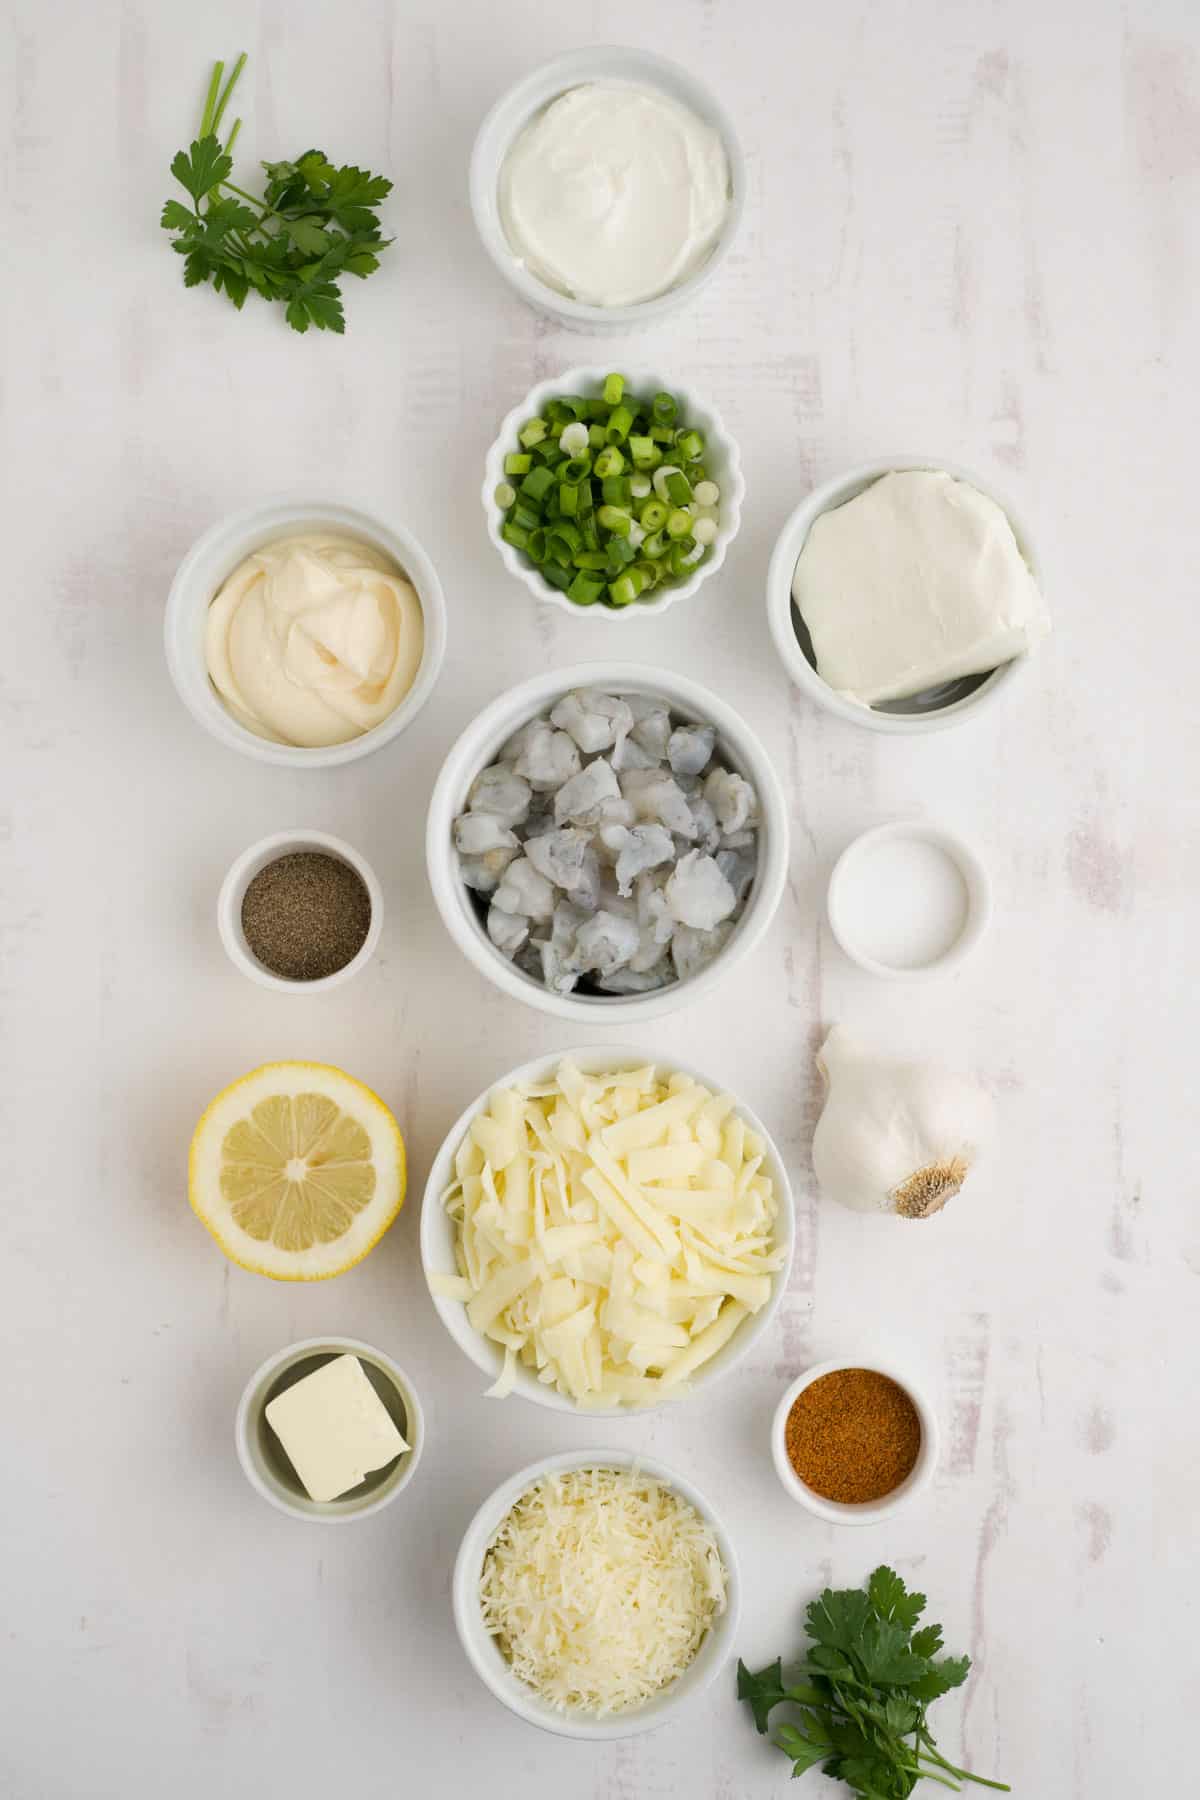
164;499;447;768
470;47;745;331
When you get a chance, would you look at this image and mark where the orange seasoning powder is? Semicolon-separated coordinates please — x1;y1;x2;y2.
785;1369;921;1504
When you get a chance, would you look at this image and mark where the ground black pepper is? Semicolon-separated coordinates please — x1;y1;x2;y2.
241;852;372;981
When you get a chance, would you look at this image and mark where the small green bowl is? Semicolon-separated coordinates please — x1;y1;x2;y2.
235;1336;425;1523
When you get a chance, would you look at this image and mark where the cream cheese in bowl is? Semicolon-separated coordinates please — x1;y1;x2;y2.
498;82;730;308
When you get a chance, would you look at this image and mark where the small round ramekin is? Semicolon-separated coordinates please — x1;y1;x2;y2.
469;47;745;332
452;1448;741;1737
164;498;447;768
421;1045;794;1415
771;1360;940;1525
483;367;744;619
766;457;1045;733
217;829;384;994
235;1336;425;1523
826;820;992;979
425;663;788;1023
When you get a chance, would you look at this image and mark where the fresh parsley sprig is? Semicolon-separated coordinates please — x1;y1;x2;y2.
737;1567;1009;1798
161;55;393;334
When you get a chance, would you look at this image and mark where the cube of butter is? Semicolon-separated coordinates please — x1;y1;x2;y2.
265;1354;409;1503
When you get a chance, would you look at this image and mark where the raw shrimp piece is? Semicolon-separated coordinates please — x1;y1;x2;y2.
525;828;594;892
513;938;545;983
540;900;589;994
467;764;532;826
487;906;529;958
492;857;555;923
628;703;672;761
550;690;634;755
665;850;737;930
553;757;620;824
671;921;734;980
721;827;756;850
459;845;520;894
453;813;519;856
688;794;721;852
513;721;582;792
716;848;756;903
598;962;674;994
704;767;757;835
619;769;696;837
587;795;636;832
611;733;660;773
667;724;716;778
635;870;676;946
498;717;545;763
614;824;675;897
568;909;641;978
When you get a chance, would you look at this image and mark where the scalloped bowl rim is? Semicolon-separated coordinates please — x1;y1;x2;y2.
482;366;744;619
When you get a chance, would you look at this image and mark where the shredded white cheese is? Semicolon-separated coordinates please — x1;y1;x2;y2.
438;1058;786;1406
480;1466;726;1715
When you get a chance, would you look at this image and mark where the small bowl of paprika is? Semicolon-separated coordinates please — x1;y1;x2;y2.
771;1359;939;1525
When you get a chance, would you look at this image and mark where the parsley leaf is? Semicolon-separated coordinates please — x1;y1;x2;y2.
162;57;392;334
737;1568;1008;1800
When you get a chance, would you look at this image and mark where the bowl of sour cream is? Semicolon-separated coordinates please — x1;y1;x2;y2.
470;47;745;330
164;499;447;768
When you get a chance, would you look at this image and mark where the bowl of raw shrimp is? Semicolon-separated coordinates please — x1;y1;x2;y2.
425;664;789;1022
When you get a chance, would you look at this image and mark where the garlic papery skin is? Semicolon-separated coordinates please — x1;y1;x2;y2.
811;1026;995;1219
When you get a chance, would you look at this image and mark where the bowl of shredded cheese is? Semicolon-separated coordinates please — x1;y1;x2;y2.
452;1450;741;1737
421;1048;793;1413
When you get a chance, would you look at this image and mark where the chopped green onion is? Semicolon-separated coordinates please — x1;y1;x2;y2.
693;515;719;546
520;465;556;503
493;481;516;509
587;423;607;450
574;550;610;571
559;420;590;455
652;392;677;426
603;372;625;405
609;565;648;607
606;535;638;572
674;428;704;461
605;403;635;444
641;528;668;559
568;572;605;606
693;480;720;507
547;520;583;560
526;528;548;563
561;454;593;483
533;441;564;466
635;558;660;589
559;481;582;516
580;510;600;550
652;465;681;501
582;398;611;421
650;423;675;444
600;476;633;508
664;470;693;506
630;474;652;499
542;561;573;591
684;462;707;486
593;445;625;478
596;505;632;537
504;452;532;476
639;498;668;530
665;508;693;539
519;418;547;448
501;521;529;551
628;435;659;469
669;539;703;576
511;500;542;532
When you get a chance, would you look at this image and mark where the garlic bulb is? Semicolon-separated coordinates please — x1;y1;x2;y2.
811;1026;994;1219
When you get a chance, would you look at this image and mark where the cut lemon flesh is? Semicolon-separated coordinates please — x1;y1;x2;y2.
189;1063;405;1280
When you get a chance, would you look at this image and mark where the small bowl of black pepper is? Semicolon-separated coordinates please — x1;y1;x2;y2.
218;830;382;993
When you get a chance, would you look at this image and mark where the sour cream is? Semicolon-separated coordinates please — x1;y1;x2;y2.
499;83;731;307
205;533;424;747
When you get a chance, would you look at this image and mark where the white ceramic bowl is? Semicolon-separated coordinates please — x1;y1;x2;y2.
425;663;787;1023
766;457;1045;733
235;1336;425;1523
826;820;992;979
452;1448;741;1738
421;1044;795;1415
771;1359;939;1525
483;367;744;619
469;47;745;331
217;829;384;994
164;499;448;768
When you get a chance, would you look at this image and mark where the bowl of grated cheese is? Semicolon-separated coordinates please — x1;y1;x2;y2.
452;1450;741;1737
421;1047;794;1414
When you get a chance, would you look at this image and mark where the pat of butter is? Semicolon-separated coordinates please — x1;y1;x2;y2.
792;470;1050;705
265;1354;408;1504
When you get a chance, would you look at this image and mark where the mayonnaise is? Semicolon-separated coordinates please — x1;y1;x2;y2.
206;533;424;747
792;471;1051;706
499;83;731;308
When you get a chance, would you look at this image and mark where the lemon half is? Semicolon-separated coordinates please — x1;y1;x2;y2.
189;1063;405;1281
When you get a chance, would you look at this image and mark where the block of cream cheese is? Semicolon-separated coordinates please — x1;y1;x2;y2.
265;1354;409;1503
791;470;1050;705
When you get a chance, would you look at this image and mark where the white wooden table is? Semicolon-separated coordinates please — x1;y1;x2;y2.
3;0;1196;1793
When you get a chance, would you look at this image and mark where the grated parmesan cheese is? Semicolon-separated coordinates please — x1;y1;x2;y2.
437;1058;787;1406
479;1466;726;1715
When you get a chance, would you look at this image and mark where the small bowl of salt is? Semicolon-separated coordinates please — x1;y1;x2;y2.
826;821;991;980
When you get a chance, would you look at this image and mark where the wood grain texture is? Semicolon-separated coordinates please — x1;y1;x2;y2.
1;0;1196;1794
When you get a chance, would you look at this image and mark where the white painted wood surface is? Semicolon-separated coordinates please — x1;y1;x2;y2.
3;0;1196;1793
